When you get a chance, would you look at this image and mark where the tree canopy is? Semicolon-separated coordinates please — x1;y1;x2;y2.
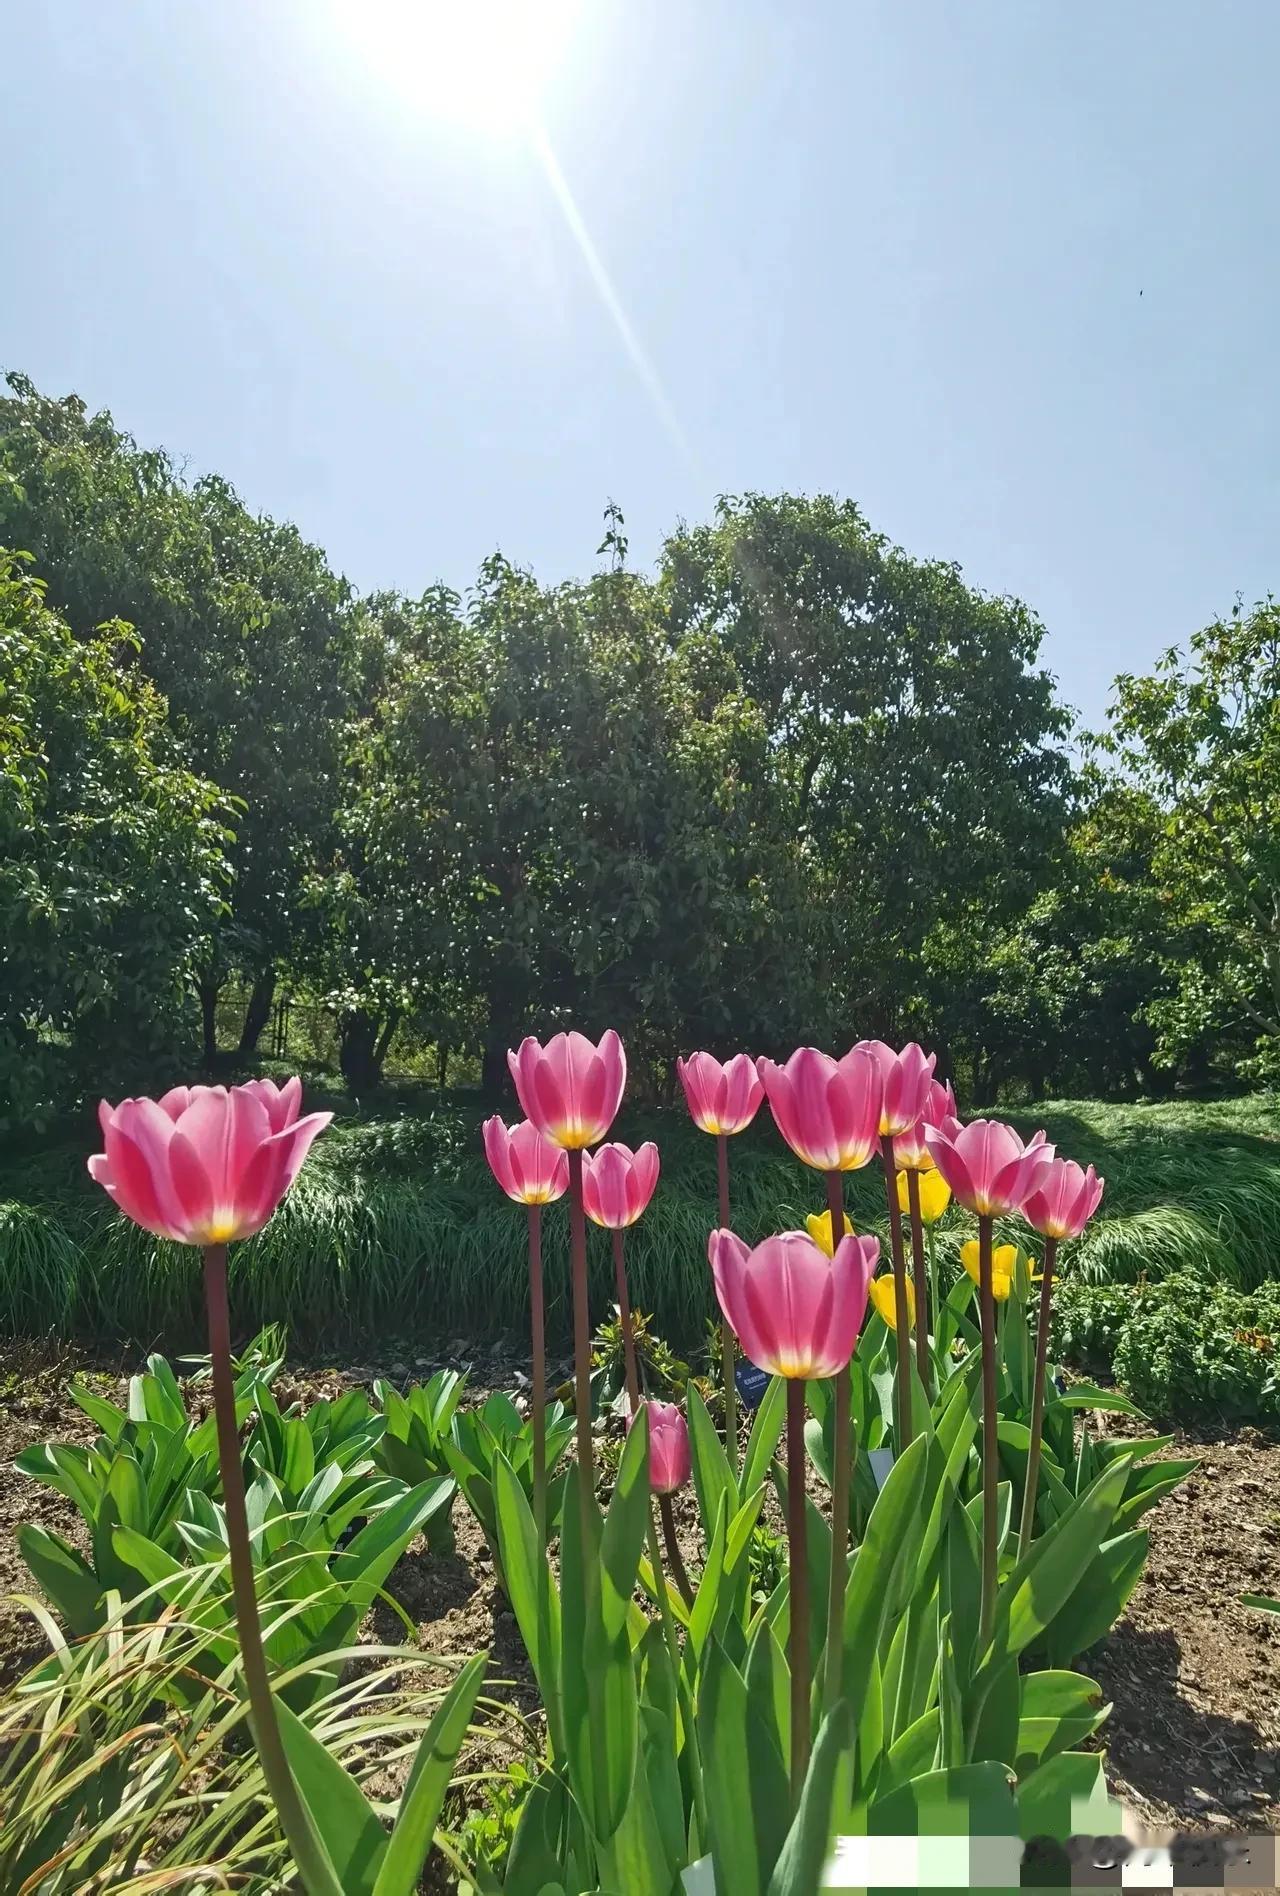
2;372;1275;1110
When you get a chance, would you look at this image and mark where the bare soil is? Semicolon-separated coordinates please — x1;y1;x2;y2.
2;1332;1278;1881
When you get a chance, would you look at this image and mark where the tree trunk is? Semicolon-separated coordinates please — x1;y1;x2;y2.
198;977;222;1069
372;1008;400;1073
436;1044;449;1089
339;1010;382;1093
237;968;276;1059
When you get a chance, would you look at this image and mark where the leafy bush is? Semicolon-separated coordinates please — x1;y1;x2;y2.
1113;1277;1280;1422
1053;1273;1280;1422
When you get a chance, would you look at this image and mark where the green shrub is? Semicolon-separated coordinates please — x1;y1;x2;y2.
1112;1277;1280;1422
1054;1273;1280;1423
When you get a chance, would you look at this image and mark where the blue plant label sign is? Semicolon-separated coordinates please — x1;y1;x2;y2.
734;1361;771;1411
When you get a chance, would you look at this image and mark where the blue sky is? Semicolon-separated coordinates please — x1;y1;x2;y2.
7;1;1279;726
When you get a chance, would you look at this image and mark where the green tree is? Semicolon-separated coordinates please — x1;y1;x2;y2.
311;552;811;1093
925;774;1198;1101
1105;598;1280;1079
660;492;1071;1043
0;374;357;1060
0;551;229;1132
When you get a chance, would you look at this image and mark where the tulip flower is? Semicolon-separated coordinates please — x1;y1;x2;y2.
757;1046;882;1173
893;1079;957;1171
958;1238;1041;1301
709;1224;878;1794
509;1029;627;1503
482;1117;570;1549
1017;1158;1105;1560
805;1207;854;1256
482;1116;570;1205
709;1228;879;1381
896;1164;951;1224
677;1051;763;1479
756;1043;883;1712
677;1051;764;1137
88;1080;333;1888
854;1039;937;1139
870;1271;916;1332
924;1117;1055;1217
927;1118;1054;1645
581;1141;659;1413
580;1141;659;1228
1022;1160;1104;1241
508;1029;626;1150
852;1043;936;1438
631;1398;691;1495
90;1082;331;1246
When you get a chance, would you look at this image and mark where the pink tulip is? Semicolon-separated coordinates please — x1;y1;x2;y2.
508;1029;626;1150
854;1040;937;1138
1022;1158;1104;1240
708;1227;880;1379
757;1046;883;1173
482;1116;570;1205
629;1398;691;1494
581;1140;660;1228
924;1117;1055;1218
88;1081;331;1246
676;1052;764;1136
893;1077;957;1170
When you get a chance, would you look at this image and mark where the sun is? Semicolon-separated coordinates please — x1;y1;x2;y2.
335;0;579;132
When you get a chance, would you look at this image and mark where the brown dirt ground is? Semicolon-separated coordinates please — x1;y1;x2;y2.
2;1334;1278;1885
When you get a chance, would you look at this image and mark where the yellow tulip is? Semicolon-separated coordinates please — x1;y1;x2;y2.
870;1272;916;1332
959;1239;1040;1301
805;1208;854;1258
897;1165;951;1225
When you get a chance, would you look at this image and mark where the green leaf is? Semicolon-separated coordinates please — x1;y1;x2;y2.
1055;1380;1144;1415
600;1408;651;1644
687;1380;738;1553
373;1651;488;1895
980;1458;1130;1671
16;1524;103;1635
1041;1529;1148;1667
493;1447;563;1752
276;1699;384;1894
332;1477;453;1617
1015;1749;1121;1841
766;1700;854;1896
868;1760;1017;1836
742;1377;786;1495
699;1639;783;1896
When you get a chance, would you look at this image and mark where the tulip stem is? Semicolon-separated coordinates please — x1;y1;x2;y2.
527;1204;548;1551
716;1132;737;1476
822;1169;850;1710
977;1213;999;1647
879;1134;913;1445
648;1501;707;1837
926;1226;941;1384
203;1245;342;1896
611;1227;642;1416
567;1150;594;1514
1017;1235;1059;1561
905;1170;934;1399
658;1491;695;1609
786;1376;810;1802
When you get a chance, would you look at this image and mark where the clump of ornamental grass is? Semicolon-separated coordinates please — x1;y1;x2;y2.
0;1588;501;1894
